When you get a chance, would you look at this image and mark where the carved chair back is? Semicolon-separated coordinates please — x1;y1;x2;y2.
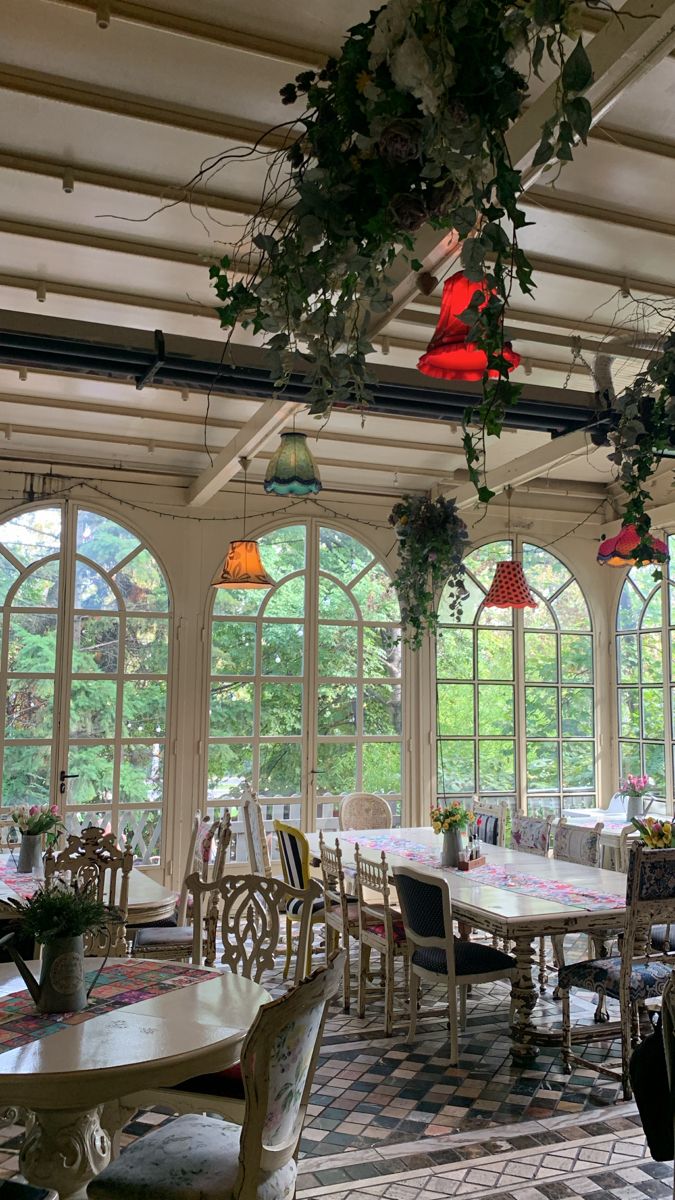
354;845;396;943
187;871;322;985
553;819;604;867
339;792;393;831
472;799;507;848
211;808;232;880
236;952;345;1190
242;781;272;877
319;832;355;942
175;812;207;924
511;813;553;856
45;825;133;955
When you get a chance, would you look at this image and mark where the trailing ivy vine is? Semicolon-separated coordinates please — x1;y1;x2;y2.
389;495;469;649
210;0;597;501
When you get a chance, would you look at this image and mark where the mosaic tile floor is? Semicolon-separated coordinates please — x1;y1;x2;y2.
0;937;669;1198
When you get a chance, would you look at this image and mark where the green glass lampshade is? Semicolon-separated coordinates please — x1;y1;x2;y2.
264;432;322;496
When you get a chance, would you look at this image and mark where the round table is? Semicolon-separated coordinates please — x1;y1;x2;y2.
0;958;269;1200
0;856;178;926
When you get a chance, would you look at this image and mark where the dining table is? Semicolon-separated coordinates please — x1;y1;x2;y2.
0;853;178;926
309;826;628;1062
0;956;269;1200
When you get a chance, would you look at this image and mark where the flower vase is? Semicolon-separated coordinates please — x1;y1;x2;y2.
625;795;642;822
17;833;42;875
440;828;463;868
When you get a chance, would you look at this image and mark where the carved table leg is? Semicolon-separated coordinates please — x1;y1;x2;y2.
100;1098;138;1161
20;1105;111;1200
510;933;539;1061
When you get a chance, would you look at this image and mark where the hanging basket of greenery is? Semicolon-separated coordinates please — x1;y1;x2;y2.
210;0;596;501
389;495;468;649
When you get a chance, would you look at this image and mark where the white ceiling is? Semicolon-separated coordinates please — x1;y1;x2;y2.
1;0;674;502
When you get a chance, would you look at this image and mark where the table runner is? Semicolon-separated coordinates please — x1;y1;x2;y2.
0;959;219;1053
0;859;38;902
337;831;624;911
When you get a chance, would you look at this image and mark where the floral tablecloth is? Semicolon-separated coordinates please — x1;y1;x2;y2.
0;960;219;1052
0;859;39;902
337;831;624;911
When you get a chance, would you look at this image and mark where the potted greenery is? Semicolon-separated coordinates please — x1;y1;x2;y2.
2;882;116;1013
11;804;62;874
389;495;468;649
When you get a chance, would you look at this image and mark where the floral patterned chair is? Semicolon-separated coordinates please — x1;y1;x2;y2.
91;952;345;1200
550;820;609;1000
510;813;553;856
559;843;675;1100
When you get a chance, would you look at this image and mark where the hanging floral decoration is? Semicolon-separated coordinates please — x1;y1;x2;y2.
388;495;468;649
607;333;675;567
209;0;598;503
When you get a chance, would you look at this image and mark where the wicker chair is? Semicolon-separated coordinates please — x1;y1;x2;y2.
393;864;516;1064
318;832;360;1012
94;954;346;1200
559;843;675;1100
339;792;393;831
45;825;132;956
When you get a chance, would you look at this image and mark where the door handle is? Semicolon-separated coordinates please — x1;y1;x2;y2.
59;770;79;794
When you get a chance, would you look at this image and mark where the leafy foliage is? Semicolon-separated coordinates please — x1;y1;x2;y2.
210;0;595;498
608;334;675;563
8;881;116;944
389;495;468;649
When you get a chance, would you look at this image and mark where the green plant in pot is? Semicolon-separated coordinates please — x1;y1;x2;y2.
0;882;118;1014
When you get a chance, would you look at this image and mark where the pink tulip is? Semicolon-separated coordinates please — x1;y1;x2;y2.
49;805;59;815
28;805;38;816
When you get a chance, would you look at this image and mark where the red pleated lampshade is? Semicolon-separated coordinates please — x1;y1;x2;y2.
597;524;669;567
418;271;521;381
484;561;537;609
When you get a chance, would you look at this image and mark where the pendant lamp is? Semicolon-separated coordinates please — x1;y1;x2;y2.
483;488;538;610
597;523;669;567
211;457;275;589
264;430;322;496
417;270;521;381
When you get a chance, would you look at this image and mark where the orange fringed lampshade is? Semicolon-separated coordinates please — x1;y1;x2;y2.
484;561;538;609
597;524;669;567
211;540;275;589
417;270;521;381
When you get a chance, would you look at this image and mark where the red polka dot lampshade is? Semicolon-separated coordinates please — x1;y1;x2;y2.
597;523;669;567
417;270;521;382
484;561;537;609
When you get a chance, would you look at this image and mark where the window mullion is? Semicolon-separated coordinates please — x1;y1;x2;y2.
305;520;319;833
54;500;76;813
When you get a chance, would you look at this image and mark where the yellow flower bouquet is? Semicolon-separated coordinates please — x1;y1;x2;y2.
431;801;474;834
631;815;675;849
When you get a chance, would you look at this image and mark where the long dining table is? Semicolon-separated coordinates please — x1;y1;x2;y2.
309;826;628;1061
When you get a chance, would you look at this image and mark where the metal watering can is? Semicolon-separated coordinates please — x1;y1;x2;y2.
0;931;87;1013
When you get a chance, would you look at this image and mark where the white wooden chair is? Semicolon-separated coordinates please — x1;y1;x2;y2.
559;843;675;1100
318;832;359;1013
393;864;516;1065
44;825;132;956
124;871;321;1123
241;781;272;877
339;792;393;831
510;813;554;991
355;845;408;1037
93;953;346;1200
551;821;607;998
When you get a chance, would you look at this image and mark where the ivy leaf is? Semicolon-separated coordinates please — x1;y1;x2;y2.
566;95;592;142
532;136;554;168
461;238;485;282
532;36;545;80
478;485;496;504
252;233;278;257
533;0;562;25
562;37;593;95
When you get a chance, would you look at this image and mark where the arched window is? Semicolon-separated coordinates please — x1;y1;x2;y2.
0;505;171;863
437;540;595;818
207;522;402;856
615;541;675;798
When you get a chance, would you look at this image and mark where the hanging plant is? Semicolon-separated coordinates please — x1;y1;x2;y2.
388;495;469;649
209;0;596;502
608;333;675;565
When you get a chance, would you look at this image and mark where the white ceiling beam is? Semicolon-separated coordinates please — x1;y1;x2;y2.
525;251;675;299
0;65;289;149
186;398;304;507
0;271;218;318
44;0;323;66
0;217;226;267
590;124;675;161
450;427;596;509
375;0;675;331
524;187;675;240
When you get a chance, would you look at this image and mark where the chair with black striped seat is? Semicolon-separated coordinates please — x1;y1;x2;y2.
393;864;516;1064
274;819;325;979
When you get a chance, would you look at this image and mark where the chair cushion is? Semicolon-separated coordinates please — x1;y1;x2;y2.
285;895;325;917
650;925;675;951
134;925;193;949
89;1113;297;1200
173;1061;244;1100
366;919;407;945
133;915;179;930
412;940;515;977
558;956;672;1002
